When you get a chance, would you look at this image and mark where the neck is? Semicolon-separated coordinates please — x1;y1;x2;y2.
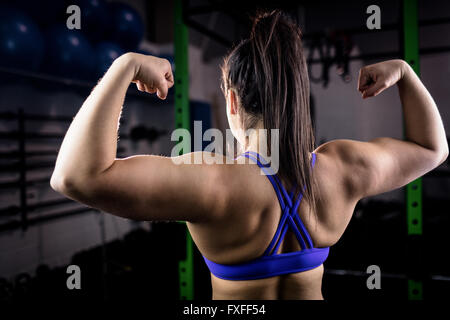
243;121;265;153
240;120;280;180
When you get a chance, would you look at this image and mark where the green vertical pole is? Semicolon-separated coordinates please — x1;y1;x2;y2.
174;0;194;300
402;0;423;300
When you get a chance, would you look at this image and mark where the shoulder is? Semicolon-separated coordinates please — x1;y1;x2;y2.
311;141;364;239
181;151;273;222
314;139;374;200
165;151;268;224
315;139;362;162
314;140;354;185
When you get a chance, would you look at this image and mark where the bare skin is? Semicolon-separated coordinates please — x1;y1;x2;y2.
51;53;448;300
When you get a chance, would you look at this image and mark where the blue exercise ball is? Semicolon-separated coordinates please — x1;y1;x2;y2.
95;42;125;78
42;25;95;80
14;1;67;27
107;2;144;51
0;5;44;71
71;0;109;42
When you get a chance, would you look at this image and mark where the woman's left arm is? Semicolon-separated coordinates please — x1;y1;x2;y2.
51;53;228;222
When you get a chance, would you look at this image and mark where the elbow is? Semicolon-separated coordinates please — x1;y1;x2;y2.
50;173;74;195
50;172;100;206
50;173;87;198
437;139;449;166
440;146;449;165
429;144;449;168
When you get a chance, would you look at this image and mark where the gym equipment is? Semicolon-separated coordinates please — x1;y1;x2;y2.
0;131;64;140
72;0;109;42
42;25;95;80
0;150;57;158
306;31;353;88
0;111;75;122
0;6;44;71
14;1;66;27
0;198;73;217
107;2;145;51
307;35;332;87
402;0;423;300
0;207;98;232
174;0;193;299
330;31;353;82
0;109;125;232
0;177;51;190
95;42;125;78
174;0;194;300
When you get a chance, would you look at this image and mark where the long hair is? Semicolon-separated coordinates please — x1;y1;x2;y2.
221;10;318;218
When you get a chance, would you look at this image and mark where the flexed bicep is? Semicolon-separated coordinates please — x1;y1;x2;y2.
65;153;227;222
317;138;443;201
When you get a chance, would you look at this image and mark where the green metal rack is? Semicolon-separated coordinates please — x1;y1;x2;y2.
174;0;194;300
402;0;423;300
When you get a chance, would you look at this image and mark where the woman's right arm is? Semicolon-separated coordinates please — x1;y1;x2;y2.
317;59;448;201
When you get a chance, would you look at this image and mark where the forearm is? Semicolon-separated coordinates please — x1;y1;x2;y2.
52;53;136;184
397;61;448;159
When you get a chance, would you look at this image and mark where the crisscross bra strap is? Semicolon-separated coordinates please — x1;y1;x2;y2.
236;151;317;254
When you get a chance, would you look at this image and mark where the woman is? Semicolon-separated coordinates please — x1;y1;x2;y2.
51;11;448;300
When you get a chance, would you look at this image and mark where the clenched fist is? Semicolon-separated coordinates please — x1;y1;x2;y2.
120;52;174;100
358;59;408;99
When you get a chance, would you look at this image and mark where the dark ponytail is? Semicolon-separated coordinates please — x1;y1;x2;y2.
222;10;318;219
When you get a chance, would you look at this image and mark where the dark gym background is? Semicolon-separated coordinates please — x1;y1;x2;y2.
0;0;449;302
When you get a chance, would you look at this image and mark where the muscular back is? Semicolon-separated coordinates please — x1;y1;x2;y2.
187;148;358;300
